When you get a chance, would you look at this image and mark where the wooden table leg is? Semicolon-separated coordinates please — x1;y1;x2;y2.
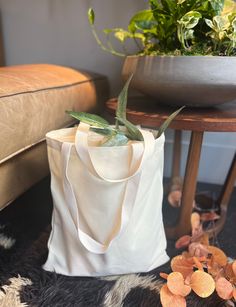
206;152;236;236
166;130;182;197
171;130;182;180
165;131;204;239
166;130;183;206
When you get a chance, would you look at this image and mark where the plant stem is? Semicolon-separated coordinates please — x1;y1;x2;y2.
91;26;126;57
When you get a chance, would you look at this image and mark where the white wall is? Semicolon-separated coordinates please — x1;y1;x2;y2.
0;0;235;184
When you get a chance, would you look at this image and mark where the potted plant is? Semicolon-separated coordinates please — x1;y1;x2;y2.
88;0;236;106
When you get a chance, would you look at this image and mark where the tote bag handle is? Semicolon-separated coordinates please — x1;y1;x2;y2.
61;123;156;254
74;122;155;183
62;142;144;254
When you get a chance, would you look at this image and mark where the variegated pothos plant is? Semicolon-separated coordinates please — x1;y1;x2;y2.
88;0;236;56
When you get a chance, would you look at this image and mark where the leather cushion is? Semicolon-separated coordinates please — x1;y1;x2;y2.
0;64;109;163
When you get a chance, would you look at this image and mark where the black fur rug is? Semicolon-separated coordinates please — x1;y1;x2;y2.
0;178;235;307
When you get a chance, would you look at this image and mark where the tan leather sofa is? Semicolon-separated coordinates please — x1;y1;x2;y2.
0;64;109;209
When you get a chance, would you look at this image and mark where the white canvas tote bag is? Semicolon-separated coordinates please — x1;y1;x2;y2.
43;123;169;276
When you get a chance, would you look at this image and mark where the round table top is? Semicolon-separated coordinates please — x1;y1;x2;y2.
105;97;236;132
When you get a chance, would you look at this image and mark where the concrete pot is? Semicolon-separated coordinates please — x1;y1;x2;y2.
122;55;236;107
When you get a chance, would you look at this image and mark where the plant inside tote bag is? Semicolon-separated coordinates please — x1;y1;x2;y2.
43;76;183;277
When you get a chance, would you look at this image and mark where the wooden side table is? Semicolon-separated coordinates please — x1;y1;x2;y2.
105;97;236;239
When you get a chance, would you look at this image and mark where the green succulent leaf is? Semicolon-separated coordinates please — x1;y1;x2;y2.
116;117;143;141
88;8;95;26
66;111;109;127
116;74;133;121
90;127;114;136
156;106;185;139
101;133;129;147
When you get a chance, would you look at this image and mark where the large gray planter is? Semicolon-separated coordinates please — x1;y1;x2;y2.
122;55;236;107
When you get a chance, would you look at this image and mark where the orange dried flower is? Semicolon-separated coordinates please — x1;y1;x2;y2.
208;261;223;279
190;270;215;298
171;255;194;279
184;274;192;286
160;284;187;307
188;242;209;258
171;204;236;304
207;246;228;267
233;288;236;300
160;272;169;280
197;233;210;246
224;262;236;284
167;272;191;297
193;256;204;271
215;277;233;300
175;235;191;249
232;260;236;276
